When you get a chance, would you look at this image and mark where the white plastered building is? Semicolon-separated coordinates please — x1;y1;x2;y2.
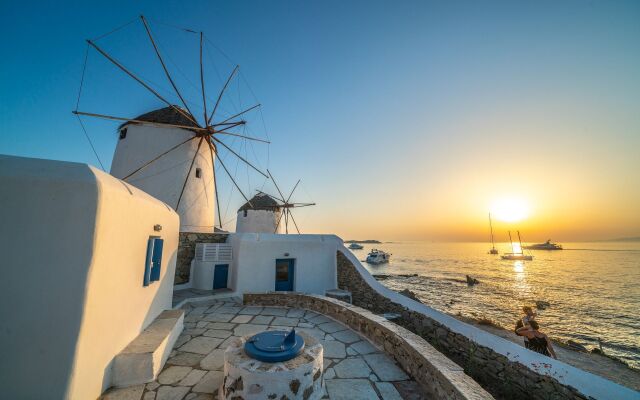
235;192;283;234
0;155;181;399
110;106;216;233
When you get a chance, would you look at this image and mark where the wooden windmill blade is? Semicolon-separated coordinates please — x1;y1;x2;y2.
274;208;285;234
267;169;288;203
208;142;223;229
122;135;199;180
286;179;301;203
74;18;271;231
208;65;239;125
291;202;316;207
85;38;199;127
255;189;285;203
288;208;301;234
264;171;316;234
139;15;196;121
207;139;254;208
175;136;205;209
72;111;206;132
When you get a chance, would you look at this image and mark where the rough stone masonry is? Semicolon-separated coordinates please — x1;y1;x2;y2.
175;232;228;284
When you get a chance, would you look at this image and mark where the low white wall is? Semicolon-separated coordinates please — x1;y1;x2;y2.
227;233;340;294
0;155;179;400
192;261;220;290
338;247;640;400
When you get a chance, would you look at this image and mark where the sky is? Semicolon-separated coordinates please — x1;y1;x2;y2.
1;0;639;242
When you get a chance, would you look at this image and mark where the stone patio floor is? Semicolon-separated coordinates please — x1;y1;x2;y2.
103;297;426;400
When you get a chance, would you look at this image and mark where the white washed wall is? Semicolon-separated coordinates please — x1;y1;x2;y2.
0;155;179;400
111;124;215;233
225;233;339;294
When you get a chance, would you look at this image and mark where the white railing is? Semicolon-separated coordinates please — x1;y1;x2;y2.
195;243;233;262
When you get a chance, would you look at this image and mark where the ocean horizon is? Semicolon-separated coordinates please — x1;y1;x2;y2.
351;241;640;369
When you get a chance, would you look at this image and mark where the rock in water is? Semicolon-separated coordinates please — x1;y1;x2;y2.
536;300;550;310
567;340;588;352
398;289;422;303
466;275;480;286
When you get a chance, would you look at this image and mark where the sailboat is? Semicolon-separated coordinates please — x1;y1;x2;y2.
488;213;498;254
501;231;533;260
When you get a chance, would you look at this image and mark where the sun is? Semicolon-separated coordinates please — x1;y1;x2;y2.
490;197;531;223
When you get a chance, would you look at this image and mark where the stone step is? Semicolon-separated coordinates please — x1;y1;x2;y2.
111;309;184;388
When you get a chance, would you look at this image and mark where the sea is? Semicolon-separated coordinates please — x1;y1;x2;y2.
351;241;640;369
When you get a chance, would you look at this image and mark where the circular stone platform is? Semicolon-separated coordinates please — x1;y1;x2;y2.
220;331;324;400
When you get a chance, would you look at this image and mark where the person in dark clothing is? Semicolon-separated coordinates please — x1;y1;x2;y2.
516;320;557;359
515;306;536;349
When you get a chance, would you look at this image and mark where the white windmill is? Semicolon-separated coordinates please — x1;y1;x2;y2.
73;16;269;233
255;170;316;234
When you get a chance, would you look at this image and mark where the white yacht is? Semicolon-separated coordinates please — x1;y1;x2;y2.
524;240;563;250
366;249;391;264
348;243;364;250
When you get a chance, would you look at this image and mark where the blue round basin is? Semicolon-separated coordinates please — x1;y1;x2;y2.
244;329;305;362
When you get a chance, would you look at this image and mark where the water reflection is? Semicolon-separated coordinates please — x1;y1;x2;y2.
512;261;530;294
513;260;525;274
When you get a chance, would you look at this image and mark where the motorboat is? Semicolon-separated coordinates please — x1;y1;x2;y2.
524;240;563;250
348;243;364;250
501;231;534;261
366;249;391;264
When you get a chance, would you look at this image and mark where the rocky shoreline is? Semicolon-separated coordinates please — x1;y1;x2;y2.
373;273;640;391
455;313;640;391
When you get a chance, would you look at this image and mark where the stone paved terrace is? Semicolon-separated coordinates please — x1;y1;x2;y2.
103;297;426;400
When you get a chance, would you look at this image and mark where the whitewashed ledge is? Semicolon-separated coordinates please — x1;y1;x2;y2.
243;291;494;400
336;247;640;400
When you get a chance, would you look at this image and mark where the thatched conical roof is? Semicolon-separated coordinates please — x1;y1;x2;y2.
238;193;281;212
119;106;199;130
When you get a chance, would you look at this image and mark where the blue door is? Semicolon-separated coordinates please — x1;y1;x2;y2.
213;264;229;290
275;259;294;291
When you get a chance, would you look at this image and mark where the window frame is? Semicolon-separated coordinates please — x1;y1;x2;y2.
143;236;163;286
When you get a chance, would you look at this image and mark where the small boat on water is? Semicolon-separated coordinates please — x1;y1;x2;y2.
524;240;563;250
501;231;533;261
488;213;498;254
366;249;391;264
348;243;364;250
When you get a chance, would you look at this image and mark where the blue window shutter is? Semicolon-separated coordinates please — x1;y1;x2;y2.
150;238;164;281
143;238;154;286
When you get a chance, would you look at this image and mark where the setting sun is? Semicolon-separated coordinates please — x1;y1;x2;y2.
490;197;531;223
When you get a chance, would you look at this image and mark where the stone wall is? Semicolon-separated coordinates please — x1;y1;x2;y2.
244;292;494;400
175;232;228;284
336;251;590;400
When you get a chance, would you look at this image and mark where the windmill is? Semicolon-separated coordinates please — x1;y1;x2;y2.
258;170;316;234
72;15;269;232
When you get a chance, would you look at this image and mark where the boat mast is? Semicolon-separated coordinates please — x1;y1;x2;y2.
517;231;524;255
508;231;514;254
489;213;496;251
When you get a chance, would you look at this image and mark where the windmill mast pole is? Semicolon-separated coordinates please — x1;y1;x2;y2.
517;231;524;255
489;213;496;250
508;231;514;254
